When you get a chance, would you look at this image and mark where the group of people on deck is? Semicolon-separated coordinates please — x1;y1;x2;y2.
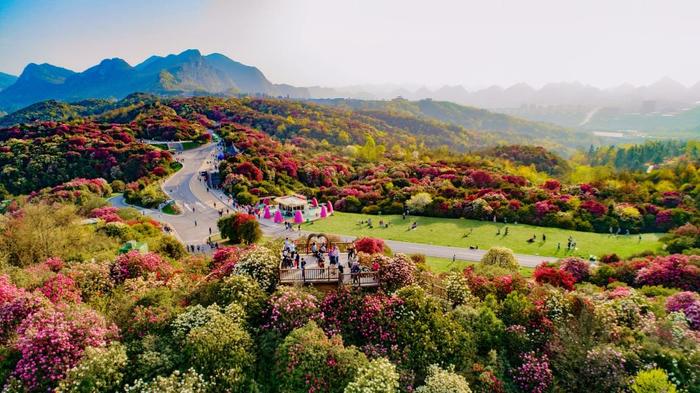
281;239;365;284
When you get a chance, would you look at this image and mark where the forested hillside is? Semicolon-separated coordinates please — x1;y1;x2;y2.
580;140;700;171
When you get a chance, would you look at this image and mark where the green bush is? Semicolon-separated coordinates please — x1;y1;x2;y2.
480;247;518;272
56;343;128;393
344;357;399;393
630;369;677;393
415;364;472;393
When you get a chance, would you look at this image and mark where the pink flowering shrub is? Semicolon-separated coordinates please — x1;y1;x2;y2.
635;254;700;291
666;291;700;330
321;290;402;357
40;273;82;304
559;257;590;282
0;274;23;305
44;257;65;272
13;307;118;391
209;246;245;279
512;352;553;393
263;288;323;334
109;251;173;284
0;293;46;345
89;206;123;223
378;254;417;293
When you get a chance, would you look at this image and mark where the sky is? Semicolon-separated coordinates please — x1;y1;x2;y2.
1;0;700;89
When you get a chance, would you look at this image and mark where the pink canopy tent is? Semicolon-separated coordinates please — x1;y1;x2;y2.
294;210;304;224
320;206;328;218
273;210;284;224
263;205;271;219
327;201;334;214
311;198;318;207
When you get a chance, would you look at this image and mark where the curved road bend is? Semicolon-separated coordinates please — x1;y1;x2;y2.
111;142;556;267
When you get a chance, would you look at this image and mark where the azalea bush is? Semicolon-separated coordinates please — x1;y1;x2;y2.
665;291;700;330
109;251;173;284
345;357;399;393
379;254;417;293
217;213;261;244
40;273;82;304
416;364;472;393
355;237;386;254
511;352;552;393
232;246;279;292
263;287;323;335
534;262;576;290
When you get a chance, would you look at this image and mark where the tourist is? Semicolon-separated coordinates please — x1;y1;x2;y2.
311;242;318;256
351;261;361;285
294;253;300;268
347;244;356;260
371;260;380;271
542;234;546;241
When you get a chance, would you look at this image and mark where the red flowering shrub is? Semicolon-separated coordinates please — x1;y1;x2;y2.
354;237;385;254
559;257;590;282
534;263;575;290
40;273;82;304
109;251;173;284
535;200;558;217
580;200;607;217
209;246;245;279
13;307;118;391
635;254;700;291
542;179;561;192
0;292;46;345
0;274;23;305
462;266;527;299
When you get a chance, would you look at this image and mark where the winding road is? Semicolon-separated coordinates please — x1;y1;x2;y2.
110;142;556;267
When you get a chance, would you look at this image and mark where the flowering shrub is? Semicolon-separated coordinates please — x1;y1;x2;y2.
109;251;173;284
463;266;527;300
580;346;629;393
355;237;385;254
379;254;417;293
40;273;82;303
263;287;323;334
635;254;700;291
666;291;700;330
209;246;245;279
559;257;590;282
416;364;472;393
89;207;123;223
124;369;211;393
444;272;477;306
512;352;552;393
56;343;128;393
345;357;399;393
44;257;65;272
233;246;279;292
534;263;576;290
217;213;261;244
0;292;46;344
66;261;113;302
13;307;118;391
274;321;368;393
0;274;23;305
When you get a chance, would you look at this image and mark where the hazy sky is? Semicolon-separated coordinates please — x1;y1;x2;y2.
1;0;700;88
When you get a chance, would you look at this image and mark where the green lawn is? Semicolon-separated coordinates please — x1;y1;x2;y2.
425;256;534;277
304;212;663;259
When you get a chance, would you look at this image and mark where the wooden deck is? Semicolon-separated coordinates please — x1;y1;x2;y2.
279;251;380;287
280;267;380;287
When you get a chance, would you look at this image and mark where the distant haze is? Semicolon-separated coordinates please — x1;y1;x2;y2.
1;0;700;89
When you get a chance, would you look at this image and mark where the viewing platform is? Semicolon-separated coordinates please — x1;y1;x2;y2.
278;235;380;288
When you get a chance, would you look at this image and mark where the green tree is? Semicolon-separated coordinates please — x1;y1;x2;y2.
218;213;262;245
480;247;518;272
630;369;677;393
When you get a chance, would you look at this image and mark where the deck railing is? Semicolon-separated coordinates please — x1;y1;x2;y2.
279;267;379;287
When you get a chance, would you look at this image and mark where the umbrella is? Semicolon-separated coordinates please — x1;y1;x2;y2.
311;197;318;207
320;206;327;218
263;205;271;219
294;210;304;224
273;210;284;224
327;201;334;213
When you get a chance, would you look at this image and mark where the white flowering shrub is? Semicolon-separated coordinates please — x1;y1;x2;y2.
55;343;128;393
416;364;472;393
124;369;211;393
444;272;477;306
344;357;399;393
233;246;279;292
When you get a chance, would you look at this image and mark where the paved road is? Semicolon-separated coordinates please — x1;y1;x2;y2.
110;141;556;266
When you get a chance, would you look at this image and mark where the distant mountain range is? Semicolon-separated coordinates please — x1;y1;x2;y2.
0;49;309;112
310;78;700;112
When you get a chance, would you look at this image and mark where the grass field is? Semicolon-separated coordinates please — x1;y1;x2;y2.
425;256;534;277
304;212;662;259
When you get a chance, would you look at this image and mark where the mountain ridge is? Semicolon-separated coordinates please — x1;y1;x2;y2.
0;49;310;112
